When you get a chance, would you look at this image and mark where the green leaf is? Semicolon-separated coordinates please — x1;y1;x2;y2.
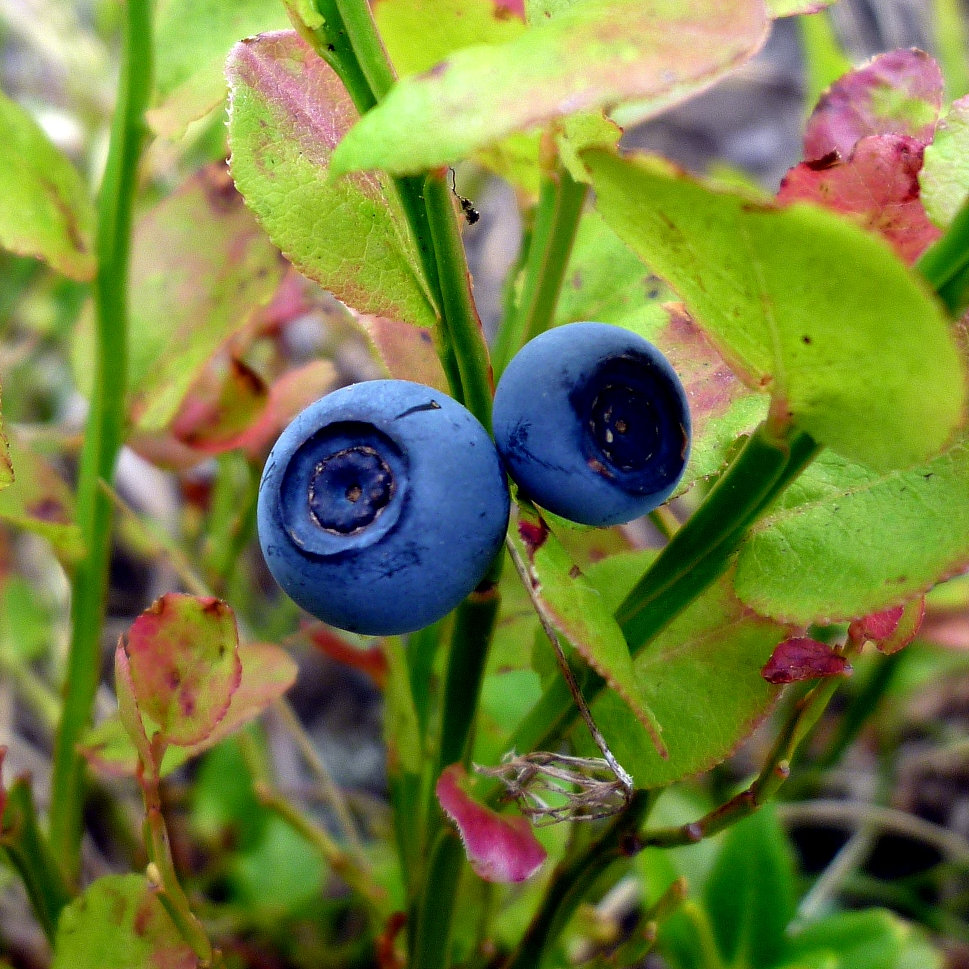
0;435;83;561
588;555;784;788
734;442;969;624
921;94;969;229
225;30;437;329
0;90;95;280
782;909;941;969
767;0;837;15
51;874;195;969
331;0;769;175
703;807;796;969
586;149;967;471
123;164;285;433
149;0;290;137
509;505;666;755
375;0;527;76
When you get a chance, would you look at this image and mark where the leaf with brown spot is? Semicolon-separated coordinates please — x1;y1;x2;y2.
51;875;195;969
121;593;242;748
804;49;942;160
761;636;850;684
0;91;96;280
778;134;940;264
170;355;269;453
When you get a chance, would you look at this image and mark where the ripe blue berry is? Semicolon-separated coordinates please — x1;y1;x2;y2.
493;322;690;527
257;380;510;635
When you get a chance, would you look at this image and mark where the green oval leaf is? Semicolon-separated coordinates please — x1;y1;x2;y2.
921;94;969;229
508;504;666;756
734;443;969;624
331;0;769;175
226;30;437;329
586;148;967;471
588;555;785;789
52;875;195;969
0;91;95;280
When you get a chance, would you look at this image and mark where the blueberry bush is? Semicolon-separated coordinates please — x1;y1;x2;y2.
2;0;969;967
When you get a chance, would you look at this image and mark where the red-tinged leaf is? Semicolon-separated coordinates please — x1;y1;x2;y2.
170;355;269;453
761;637;850;684
436;764;546;883
125;164;285;433
355;315;449;391
804;49;943;160
187;642;298;752
304;623;388;688
120;594;242;748
497;0;525;16
114;645;155;772
778;134;941;264
332;0;770;175
239;360;338;457
226;31;437;330
848;597;925;655
85;643;294;777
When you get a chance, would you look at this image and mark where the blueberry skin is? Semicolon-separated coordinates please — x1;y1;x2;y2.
493;322;691;527
257;380;510;635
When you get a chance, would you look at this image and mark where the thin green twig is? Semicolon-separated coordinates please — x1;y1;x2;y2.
49;0;153;873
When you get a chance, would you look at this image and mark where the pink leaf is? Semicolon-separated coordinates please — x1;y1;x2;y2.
436;764;546;883
778;134;941;264
761;637;851;684
849;597;925;654
120;594;242;748
354;314;448;391
804;49;943;160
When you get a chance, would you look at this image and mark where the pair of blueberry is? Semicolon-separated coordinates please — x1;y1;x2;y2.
257;322;691;635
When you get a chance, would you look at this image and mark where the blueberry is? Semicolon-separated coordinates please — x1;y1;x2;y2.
493;322;691;527
257;380;510;635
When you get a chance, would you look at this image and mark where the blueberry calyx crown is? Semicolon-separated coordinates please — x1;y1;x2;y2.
308;445;395;535
278;421;406;556
574;354;686;489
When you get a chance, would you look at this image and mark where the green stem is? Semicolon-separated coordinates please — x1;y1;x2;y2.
1;778;72;942
436;579;501;774
505;423;819;762
410;566;503;960
916;196;969;317
424;170;496;429
503;791;654;969
49;0;152;872
492;160;589;376
410;831;464;969
332;0;396;99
